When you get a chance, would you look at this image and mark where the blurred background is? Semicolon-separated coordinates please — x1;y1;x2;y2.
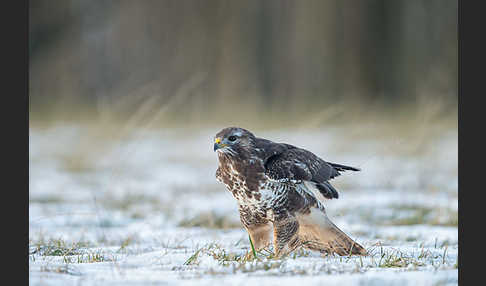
29;1;458;277
29;0;457;129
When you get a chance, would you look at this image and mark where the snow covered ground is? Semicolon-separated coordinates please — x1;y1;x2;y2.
29;124;458;285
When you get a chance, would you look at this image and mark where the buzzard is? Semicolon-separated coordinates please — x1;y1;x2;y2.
214;127;367;257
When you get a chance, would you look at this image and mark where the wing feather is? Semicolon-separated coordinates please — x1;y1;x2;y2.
258;139;359;201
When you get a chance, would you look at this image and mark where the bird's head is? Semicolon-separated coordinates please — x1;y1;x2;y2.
213;127;256;156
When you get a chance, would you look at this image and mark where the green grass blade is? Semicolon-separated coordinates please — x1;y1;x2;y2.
248;235;257;258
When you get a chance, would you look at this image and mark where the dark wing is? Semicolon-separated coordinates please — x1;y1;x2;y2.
258;140;359;200
327;162;361;173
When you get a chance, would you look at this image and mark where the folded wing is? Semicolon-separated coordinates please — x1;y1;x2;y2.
261;142;359;203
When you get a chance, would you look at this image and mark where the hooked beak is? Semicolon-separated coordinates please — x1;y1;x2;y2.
213;137;226;152
213;137;223;152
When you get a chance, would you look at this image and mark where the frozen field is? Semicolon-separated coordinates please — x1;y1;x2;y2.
29;124;458;285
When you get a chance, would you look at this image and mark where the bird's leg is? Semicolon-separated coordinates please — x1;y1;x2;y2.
272;215;301;258
239;206;273;258
246;222;273;251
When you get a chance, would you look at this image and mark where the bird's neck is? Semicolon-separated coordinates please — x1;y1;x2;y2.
218;151;263;173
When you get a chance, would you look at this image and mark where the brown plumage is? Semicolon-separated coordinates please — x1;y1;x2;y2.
214;127;367;257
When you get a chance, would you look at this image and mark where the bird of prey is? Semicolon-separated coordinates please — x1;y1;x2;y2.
213;127;366;257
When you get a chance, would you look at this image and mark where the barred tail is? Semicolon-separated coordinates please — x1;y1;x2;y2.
323;220;367;256
297;208;367;256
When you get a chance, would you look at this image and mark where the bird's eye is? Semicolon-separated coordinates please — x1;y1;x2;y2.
228;136;237;142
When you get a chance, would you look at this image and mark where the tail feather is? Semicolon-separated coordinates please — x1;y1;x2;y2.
296;208;367;256
328;162;361;172
324;220;367;256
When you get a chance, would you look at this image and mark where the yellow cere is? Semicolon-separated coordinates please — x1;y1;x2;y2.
215;137;222;144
